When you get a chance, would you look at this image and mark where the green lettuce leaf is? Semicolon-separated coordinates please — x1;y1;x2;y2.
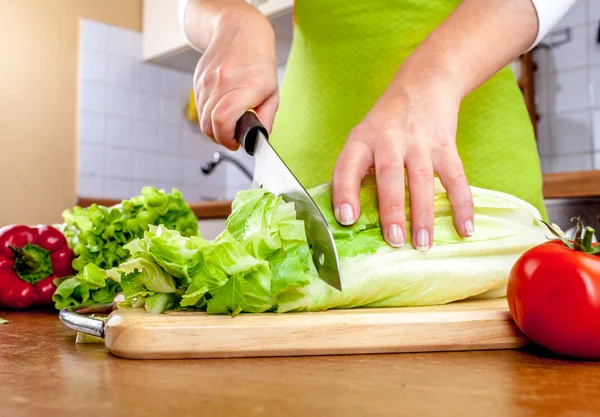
53;187;199;310
62;176;549;315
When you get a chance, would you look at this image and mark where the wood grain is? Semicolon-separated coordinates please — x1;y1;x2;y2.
76;197;233;219
542;171;600;199
103;299;528;359
2;310;600;417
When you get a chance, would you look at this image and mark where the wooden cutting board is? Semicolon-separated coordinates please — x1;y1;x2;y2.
103;298;529;359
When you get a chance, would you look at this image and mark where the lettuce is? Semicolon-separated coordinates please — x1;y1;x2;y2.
66;177;549;314
53;187;199;310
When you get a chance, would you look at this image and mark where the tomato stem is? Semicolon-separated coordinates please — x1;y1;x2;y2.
542;218;598;254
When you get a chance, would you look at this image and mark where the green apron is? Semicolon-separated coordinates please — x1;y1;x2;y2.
269;0;547;219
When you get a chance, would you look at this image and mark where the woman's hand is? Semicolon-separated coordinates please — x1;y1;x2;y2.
332;68;474;251
193;9;279;150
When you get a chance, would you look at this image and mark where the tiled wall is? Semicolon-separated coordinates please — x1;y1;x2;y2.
77;19;251;202
534;0;600;173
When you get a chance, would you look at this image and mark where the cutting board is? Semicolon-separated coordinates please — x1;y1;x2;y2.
102;298;529;359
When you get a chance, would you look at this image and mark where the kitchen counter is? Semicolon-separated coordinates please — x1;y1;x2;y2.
2;311;600;417
77;197;232;219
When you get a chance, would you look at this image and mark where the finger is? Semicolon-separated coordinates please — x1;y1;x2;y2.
331;127;374;226
374;139;407;248
200;92;220;140
405;147;435;251
433;148;474;237
255;91;280;133
193;62;217;140
211;87;275;151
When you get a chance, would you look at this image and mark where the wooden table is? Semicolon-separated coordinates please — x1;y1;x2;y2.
1;311;600;417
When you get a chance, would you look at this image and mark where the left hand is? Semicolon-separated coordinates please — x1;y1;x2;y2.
331;69;474;251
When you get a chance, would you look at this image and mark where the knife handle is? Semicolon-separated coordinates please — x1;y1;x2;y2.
234;110;269;156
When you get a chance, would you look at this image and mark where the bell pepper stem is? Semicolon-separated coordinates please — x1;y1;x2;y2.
8;243;54;284
9;245;40;271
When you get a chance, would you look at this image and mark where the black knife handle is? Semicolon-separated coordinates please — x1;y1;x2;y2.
234;110;269;156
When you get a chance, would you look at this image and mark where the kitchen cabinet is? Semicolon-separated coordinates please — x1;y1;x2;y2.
142;0;293;73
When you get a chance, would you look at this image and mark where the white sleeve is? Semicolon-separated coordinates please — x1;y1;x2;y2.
528;0;578;50
178;0;203;52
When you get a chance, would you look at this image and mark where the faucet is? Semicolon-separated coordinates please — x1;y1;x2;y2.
200;152;253;180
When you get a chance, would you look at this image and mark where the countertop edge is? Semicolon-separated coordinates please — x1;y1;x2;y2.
76;197;233;220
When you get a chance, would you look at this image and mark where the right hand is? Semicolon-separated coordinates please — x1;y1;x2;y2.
193;10;279;150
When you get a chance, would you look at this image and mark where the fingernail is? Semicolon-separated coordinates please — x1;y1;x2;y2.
416;228;430;251
464;219;474;237
388;224;405;247
337;203;354;225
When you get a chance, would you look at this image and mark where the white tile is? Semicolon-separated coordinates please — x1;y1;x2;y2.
535;74;552;115
133;64;159;93
158;154;183;182
555;0;586;28
225;187;242;200
132;120;160;151
225;165;252;189
127;32;142;59
109;88;133;116
104;148;132;178
588;0;600;22
106;178;134;199
201;184;227;200
79;50;107;81
180;124;205;156
593;110;600;150
159;68;182;97
79;112;106;145
131;181;147;196
132;152;158;180
79;81;109;113
178;72;193;96
160;123;181;154
540;157;553;174
594;152;600;169
552;153;592;172
106;117;132;148
78;144;104;176
107;26;138;58
552;69;589;113
107;56;135;87
536;115;552;156
78;175;105;197
549;111;592;155
161;97;182;124
533;48;551;77
134;92;160;121
590;67;600;107
588;23;600;66
80;19;108;53
547;26;587;73
183;157;204;185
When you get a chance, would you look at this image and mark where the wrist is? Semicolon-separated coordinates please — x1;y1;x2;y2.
216;7;274;40
387;59;465;109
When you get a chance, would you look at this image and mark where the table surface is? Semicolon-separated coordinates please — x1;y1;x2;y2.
2;310;600;417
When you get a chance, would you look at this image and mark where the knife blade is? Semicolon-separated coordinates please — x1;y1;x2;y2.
234;110;342;291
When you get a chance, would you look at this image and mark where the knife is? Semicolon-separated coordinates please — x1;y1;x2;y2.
234;110;342;291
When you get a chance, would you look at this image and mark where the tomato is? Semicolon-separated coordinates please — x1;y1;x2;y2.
507;237;600;360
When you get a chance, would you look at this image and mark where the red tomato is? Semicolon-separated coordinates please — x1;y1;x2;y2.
507;239;600;359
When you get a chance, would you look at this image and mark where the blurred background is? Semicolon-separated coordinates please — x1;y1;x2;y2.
1;0;600;237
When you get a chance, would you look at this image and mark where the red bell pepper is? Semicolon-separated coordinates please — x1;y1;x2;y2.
0;225;75;309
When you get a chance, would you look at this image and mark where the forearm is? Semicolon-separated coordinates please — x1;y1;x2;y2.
179;0;271;51
392;0;541;99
